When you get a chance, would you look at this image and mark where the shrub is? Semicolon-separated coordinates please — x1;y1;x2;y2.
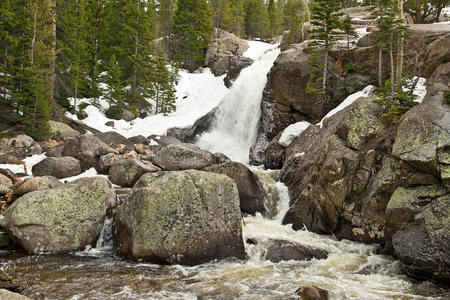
105;105;124;120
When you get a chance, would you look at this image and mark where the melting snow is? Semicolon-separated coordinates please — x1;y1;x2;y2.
278;122;311;147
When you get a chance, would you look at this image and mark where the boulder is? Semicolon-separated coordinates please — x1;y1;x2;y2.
105;121;115;128
205;29;249;67
166;108;217;143
223;56;253;88
262;239;328;263
121;109;136;122
44;144;64;157
13;176;63;198
0;174;13;196
264;132;285;169
0;230;11;248
0;135;42;160
48;120;80;138
296;286;329;300
203;161;266;215
0;289;31;300
62;135;117;171
98;153;124;173
116;170;245;265
94;131;135;151
109;158;160;187
128;135;148;145
134;144;152;155
153;143;215;170
0;154;22;165
385;185;450;284
147;135;182;152
31;157;82;179
0;177;115;254
423;33;450;77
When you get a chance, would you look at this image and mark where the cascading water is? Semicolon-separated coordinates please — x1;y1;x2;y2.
0;42;447;300
196;44;281;163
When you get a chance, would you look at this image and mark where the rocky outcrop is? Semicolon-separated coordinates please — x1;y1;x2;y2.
0;135;42;160
94;131;135;152
116;170;245;265
153;143;215;170
205;29;252;86
203;161;265;215
62;135;117;171
48;121;80;138
0;177;115;254
109;158;160;187
166;108;218;143
386;185;449;284
31;157;82;179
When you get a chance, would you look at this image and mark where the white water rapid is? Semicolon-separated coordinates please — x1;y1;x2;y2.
196;43;281;163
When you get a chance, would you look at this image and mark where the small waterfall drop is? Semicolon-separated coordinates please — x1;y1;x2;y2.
197;44;280;163
95;217;114;250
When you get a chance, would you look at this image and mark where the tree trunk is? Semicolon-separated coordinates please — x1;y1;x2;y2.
390;38;395;98
395;0;405;93
378;49;383;87
31;7;37;68
49;0;56;101
323;50;328;98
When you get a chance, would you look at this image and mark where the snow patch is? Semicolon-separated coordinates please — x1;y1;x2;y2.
408;77;427;103
278;122;311;147
318;85;376;128
0;153;47;176
243;41;278;60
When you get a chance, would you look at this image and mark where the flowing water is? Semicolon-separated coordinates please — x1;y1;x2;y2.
196;44;280;164
1;43;448;299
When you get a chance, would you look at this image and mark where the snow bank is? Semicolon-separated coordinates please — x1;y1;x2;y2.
0;153;47;176
410;77;427;103
318;85;376;128
66;68;229;138
278;121;311;147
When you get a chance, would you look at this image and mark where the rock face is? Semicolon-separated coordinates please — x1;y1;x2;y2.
48;120;80;138
109;158;160;187
166;108;218;143
116;170;245;265
385;185;450;284
62;135;117;171
31;157;82;179
0;177;115;254
0;135;42;160
262;239;328;263
153;144;215;170
205;29;252;86
203;161;265;215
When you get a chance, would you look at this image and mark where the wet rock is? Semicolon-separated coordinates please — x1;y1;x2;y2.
0;174;13;195
262;239;328;263
32;157;82;179
62;135;117;171
48;120;80;138
0;230;11;248
296;286;329;300
203;161;265;215
153;143;215;171
109;158;160;187
13;176;62;198
94;131;135;152
166;108;217;143
0;135;42;160
116;170;245;265
0;289;31;299
0;177;115;254
264;132;285;169
386;185;450;284
223;56;253;87
197;293;234;300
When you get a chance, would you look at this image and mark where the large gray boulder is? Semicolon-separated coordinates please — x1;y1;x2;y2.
203;161;265;215
48;120;80;138
0;135;42;160
94;131;135;151
31;157;82;179
116;170;245;265
153;143;215;170
109;158;160;187
62;135;117;171
386;185;449;284
0;177;115;254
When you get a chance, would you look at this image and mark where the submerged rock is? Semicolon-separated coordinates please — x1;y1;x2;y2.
296;286;329;300
116;170;245;265
31;157;82;179
0;177;115;254
203;161;265;215
263;239;328;263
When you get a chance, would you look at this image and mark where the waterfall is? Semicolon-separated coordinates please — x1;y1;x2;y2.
96;217;114;250
196;44;281;163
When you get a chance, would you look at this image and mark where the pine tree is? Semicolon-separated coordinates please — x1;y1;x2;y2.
267;0;279;38
152;50;177;116
230;0;246;36
104;54;125;109
173;0;214;71
309;0;344;97
283;0;307;43
211;0;233;31
244;0;269;38
0;1;15;105
342;15;357;50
